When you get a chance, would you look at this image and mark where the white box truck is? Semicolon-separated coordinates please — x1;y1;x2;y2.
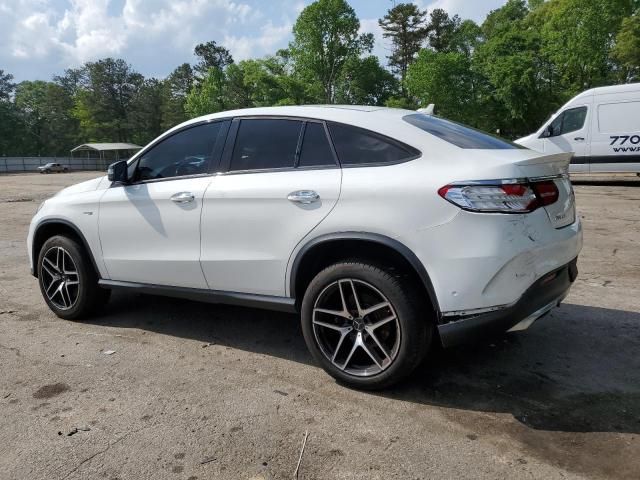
516;83;640;174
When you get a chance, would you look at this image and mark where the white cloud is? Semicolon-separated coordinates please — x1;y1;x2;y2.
0;0;507;82
0;0;297;81
421;0;506;23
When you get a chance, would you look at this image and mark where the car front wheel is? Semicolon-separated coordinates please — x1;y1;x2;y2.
301;261;432;390
37;235;109;320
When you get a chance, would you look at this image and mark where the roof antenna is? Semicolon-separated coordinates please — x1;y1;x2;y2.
417;104;435;115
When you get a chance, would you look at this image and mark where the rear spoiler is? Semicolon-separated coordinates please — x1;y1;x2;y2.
514;152;572;171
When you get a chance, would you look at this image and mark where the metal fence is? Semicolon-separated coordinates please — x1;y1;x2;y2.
0;157;116;173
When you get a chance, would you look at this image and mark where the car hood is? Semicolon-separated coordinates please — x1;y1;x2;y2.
55;175;109;197
514;133;536;145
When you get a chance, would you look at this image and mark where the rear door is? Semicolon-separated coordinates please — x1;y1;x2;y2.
200;118;341;296
589;98;640;173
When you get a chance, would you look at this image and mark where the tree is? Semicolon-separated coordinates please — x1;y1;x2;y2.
474;0;557;136
534;0;633;92
161;63;194;129
14;81;77;155
130;78;164;145
406;49;482;126
0;70;24;156
613;14;640;81
289;0;373;103
185;68;227;117
193;41;234;78
427;8;462;52
0;70;15;101
378;3;428;88
336;56;398;105
72;58;144;142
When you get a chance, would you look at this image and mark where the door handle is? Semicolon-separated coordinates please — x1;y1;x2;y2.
170;192;195;204
287;190;320;204
574;137;585;141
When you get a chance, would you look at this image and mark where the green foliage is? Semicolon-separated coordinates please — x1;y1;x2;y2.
335;56;398;105
185;68;227;117
613;14;640;81
533;0;633;92
427;9;462;52
14;80;77;155
289;0;373;103
379;3;428;85
2;0;640;155
406;49;482;126
161;63;194;130
193;41;234;78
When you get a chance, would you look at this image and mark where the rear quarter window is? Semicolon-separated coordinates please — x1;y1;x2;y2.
328;122;419;166
403;113;523;149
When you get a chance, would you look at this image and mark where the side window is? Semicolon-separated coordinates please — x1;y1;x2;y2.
547;107;587;137
560;107;587;134
230;119;302;171
328;123;417;166
134;122;222;182
298;122;336;167
598;101;640;133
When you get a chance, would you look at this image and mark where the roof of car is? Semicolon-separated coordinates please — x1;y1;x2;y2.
169;105;418;146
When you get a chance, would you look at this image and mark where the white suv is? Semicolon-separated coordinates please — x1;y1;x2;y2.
28;106;582;389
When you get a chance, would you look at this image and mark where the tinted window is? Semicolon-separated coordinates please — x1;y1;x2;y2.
404;113;521;149
298;122;335;167
135;122;222;181
230;119;302;171
551;107;587;135
328;123;417;165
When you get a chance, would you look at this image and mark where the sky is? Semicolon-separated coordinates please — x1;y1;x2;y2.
0;0;507;82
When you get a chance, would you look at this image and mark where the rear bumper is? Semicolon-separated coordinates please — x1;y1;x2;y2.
438;258;578;347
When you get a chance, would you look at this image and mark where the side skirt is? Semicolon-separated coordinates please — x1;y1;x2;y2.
98;280;298;314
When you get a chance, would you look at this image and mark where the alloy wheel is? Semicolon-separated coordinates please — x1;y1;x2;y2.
312;278;401;377
41;246;80;310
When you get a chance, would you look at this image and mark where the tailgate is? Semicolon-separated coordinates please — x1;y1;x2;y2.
516;153;576;229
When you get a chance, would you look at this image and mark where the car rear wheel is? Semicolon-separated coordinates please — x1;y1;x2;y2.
37;235;110;320
301;261;432;390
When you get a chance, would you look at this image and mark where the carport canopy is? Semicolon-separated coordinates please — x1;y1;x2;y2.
70;143;142;169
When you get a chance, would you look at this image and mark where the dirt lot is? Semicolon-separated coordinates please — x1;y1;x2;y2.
0;171;639;480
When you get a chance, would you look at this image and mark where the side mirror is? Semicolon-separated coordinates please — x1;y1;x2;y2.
539;124;552;138
107;160;128;183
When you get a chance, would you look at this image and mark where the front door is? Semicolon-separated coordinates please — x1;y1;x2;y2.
543;105;591;173
99;121;227;289
200;118;342;296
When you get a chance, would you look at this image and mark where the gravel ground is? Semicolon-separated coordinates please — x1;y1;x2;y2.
0;171;639;480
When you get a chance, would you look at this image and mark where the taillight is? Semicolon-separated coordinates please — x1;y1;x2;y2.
438;179;559;213
530;180;559;206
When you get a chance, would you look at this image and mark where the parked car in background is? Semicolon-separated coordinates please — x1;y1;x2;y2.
27;106;582;389
38;163;68;174
516;83;640;174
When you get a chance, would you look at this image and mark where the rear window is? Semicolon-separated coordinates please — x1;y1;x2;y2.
328;123;419;166
403;113;522;149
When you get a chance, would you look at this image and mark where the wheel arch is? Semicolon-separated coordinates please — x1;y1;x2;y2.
289;232;440;317
32;219;100;278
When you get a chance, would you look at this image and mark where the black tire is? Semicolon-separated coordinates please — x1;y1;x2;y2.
37;235;110;320
301;261;432;390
